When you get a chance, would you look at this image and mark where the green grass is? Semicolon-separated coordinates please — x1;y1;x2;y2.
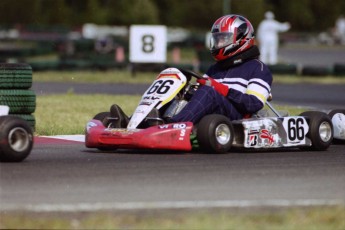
35;93;305;136
1;206;345;229
35;94;141;135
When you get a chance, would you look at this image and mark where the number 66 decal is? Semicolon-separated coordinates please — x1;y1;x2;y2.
283;117;309;144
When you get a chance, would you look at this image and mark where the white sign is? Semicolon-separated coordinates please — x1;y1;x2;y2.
0;105;9;116
129;25;167;63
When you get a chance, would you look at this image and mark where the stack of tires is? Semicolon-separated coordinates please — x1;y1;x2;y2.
0;63;36;130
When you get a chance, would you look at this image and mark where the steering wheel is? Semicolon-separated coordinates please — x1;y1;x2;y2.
179;68;203;80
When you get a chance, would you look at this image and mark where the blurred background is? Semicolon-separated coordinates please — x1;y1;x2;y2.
1;0;345;75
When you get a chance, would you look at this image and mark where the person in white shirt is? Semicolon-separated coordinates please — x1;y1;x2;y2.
257;11;290;65
335;15;345;45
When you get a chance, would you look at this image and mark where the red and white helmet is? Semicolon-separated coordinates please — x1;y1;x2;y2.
210;14;255;61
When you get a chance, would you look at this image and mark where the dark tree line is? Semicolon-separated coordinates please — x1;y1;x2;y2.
0;0;344;32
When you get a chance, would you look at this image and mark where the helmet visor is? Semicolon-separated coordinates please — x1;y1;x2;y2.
210;32;234;50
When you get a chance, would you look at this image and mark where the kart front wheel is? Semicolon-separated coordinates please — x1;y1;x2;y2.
299;111;333;151
196;114;234;153
0;116;33;162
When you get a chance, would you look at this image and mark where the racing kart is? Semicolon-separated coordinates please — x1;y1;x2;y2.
85;67;335;153
0;105;33;162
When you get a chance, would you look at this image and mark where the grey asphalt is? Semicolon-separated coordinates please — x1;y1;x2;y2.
1;141;344;211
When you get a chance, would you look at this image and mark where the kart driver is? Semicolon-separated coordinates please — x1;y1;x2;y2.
169;14;273;123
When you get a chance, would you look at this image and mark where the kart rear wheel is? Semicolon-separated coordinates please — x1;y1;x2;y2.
299;111;333;151
0;116;33;162
328;109;345;143
196;114;233;153
93;112;113;128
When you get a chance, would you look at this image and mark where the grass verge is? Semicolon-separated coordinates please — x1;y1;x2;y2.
1;206;345;229
35;94;141;135
35;93;305;136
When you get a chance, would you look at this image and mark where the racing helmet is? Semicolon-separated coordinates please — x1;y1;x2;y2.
210;14;255;61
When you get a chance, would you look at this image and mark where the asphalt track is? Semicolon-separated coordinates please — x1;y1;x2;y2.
1;138;344;212
1;82;344;212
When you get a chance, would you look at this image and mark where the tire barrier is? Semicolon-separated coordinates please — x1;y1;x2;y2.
0;90;36;114
0;63;36;130
301;65;333;76
268;64;297;75
0;63;32;89
333;63;345;76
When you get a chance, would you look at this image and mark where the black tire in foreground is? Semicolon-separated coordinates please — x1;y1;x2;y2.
10;114;36;131
0;63;32;89
299;111;333;151
0;115;33;162
196;114;234;153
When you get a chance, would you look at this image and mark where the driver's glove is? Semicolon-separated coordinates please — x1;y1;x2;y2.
197;76;229;96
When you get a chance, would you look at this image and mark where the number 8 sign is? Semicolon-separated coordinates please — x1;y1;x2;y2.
129;25;167;63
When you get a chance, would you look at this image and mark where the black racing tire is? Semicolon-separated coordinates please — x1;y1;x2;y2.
196;114;234;153
299;111;333;151
328;109;345;144
10;114;36;130
93;112;110;121
179;68;203;80
0;90;36;114
93;112;112;127
0;63;32;89
328;109;345;118
0;115;33;162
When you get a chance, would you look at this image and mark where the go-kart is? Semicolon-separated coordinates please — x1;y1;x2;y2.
85;67;335;153
0;105;33;162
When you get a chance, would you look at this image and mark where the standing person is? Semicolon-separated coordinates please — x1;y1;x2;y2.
257;11;290;65
170;14;272;124
335;15;345;45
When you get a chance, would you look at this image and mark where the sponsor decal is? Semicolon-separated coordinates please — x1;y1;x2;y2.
139;101;152;106
249;134;258;146
143;96;160;100
173;123;187;129
260;129;274;146
157;73;181;80
179;128;186;141
104;128;136;135
86;121;97;132
158;124;170;129
248;129;260;146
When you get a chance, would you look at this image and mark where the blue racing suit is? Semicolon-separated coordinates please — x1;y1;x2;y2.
171;57;272;123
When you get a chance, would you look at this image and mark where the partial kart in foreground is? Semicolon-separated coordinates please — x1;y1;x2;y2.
328;109;345;143
0;106;33;162
85;68;338;153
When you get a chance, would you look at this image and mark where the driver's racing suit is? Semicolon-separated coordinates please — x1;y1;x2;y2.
170;45;272;123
